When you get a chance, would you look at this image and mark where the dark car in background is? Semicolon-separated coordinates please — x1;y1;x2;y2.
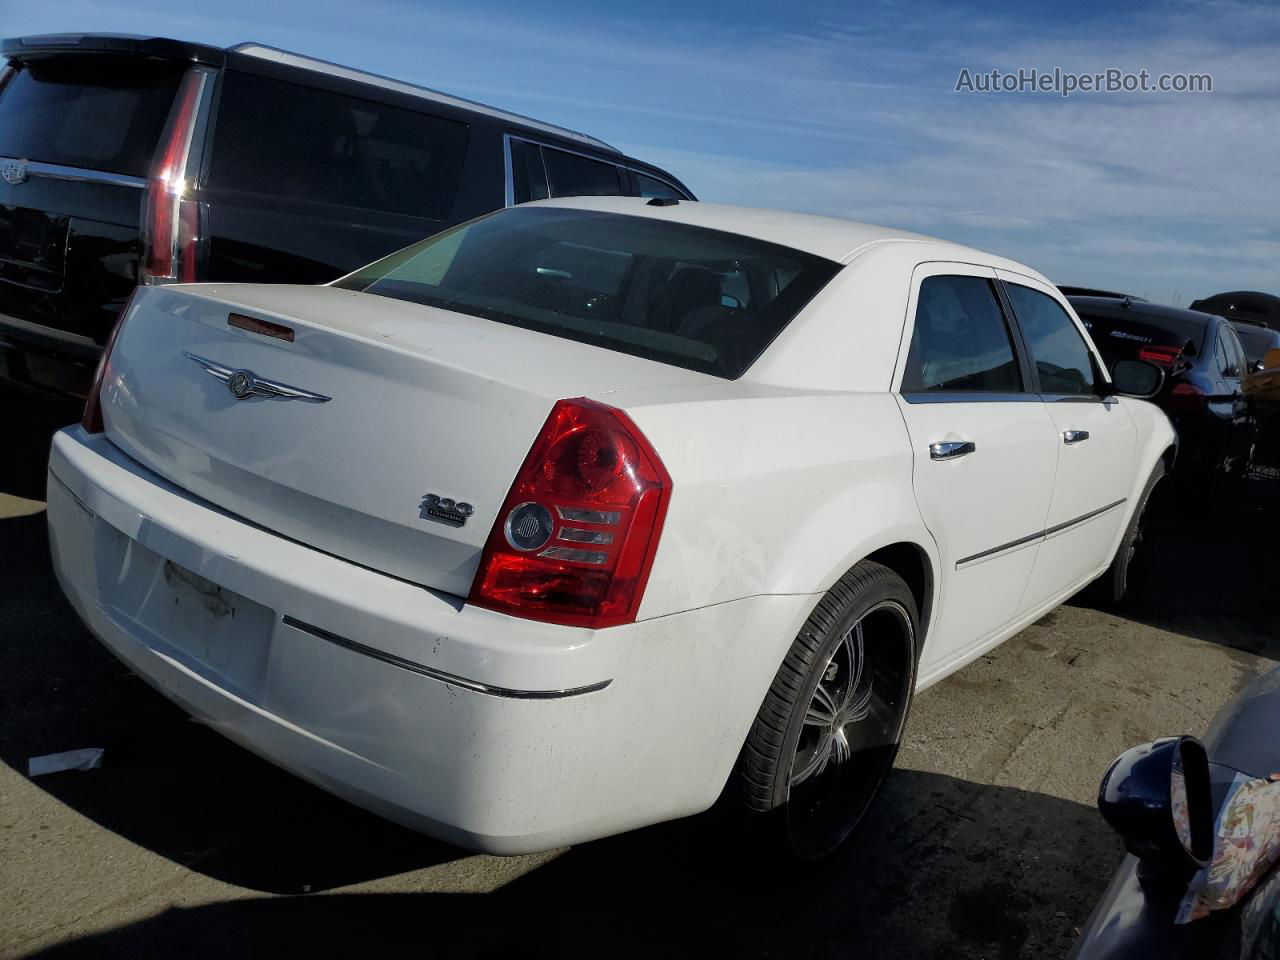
1071;665;1280;959
1191;291;1280;334
1069;294;1254;481
0;33;693;401
1230;321;1280;373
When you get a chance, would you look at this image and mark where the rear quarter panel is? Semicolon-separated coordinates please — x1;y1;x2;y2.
625;389;937;631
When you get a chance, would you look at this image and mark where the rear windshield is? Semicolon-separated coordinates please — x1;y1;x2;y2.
333;206;842;379
0;57;183;176
1075;307;1208;361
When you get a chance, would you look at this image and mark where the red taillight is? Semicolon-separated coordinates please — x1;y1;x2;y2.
1168;382;1206;413
1138;344;1183;368
468;398;672;628
81;289;139;433
141;69;206;283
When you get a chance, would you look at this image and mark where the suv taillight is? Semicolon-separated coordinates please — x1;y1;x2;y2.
82;289;139;434
140;68;207;284
468;398;672;628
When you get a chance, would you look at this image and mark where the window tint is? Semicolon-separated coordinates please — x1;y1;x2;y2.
902;275;1022;393
1219;328;1245;378
1006;284;1096;395
334;206;840;379
542;147;623;198
508;138;548;204
209;71;469;220
635;172;684;200
0;58;183;176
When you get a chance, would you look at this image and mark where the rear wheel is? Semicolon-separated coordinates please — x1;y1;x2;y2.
1098;460;1167;605
735;560;917;859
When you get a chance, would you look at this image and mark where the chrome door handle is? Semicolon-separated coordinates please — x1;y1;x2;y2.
1062;430;1090;444
929;440;976;461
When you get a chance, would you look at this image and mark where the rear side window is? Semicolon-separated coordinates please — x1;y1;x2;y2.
1006;284;1097;396
0;58;183;176
635;173;685;200
208;71;469;220
334;206;840;379
542;147;623;198
509;137;548;203
902;275;1023;393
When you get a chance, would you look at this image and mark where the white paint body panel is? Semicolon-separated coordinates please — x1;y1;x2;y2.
47;198;1175;851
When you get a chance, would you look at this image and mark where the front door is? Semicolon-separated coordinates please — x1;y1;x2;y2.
893;265;1059;678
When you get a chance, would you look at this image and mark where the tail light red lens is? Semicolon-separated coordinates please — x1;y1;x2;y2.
1138;344;1183;368
1168;382;1206;413
81;289;139;434
141;68;206;283
469;398;672;628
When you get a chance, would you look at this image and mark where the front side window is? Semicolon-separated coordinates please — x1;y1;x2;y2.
1006;284;1097;396
542;147;623;198
902;275;1023;393
333;206;840;379
208;71;470;220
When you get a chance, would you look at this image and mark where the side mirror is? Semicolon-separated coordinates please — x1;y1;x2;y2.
1109;359;1165;399
1263;348;1280;372
1098;736;1215;877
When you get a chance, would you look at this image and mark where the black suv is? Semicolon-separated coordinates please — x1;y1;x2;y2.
0;33;694;400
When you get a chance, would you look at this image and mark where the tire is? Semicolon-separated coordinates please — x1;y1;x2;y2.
1098;460;1166;606
735;560;918;859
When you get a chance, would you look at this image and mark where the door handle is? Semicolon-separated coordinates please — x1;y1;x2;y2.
1062;430;1090;444
929;440;976;461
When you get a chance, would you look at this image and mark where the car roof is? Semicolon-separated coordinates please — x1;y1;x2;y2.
523;196;1035;270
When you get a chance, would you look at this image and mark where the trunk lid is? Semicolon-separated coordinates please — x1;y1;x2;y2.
104;282;716;596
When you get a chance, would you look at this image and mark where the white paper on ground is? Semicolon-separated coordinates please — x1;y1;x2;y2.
27;748;105;777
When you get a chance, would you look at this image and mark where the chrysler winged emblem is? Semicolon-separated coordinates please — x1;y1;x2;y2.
1;159;28;186
184;352;331;403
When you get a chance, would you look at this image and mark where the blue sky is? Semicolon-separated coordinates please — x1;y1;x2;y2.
6;0;1277;304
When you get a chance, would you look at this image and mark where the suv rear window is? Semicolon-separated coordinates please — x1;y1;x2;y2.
0;57;183;177
208;71;470;221
334;206;841;379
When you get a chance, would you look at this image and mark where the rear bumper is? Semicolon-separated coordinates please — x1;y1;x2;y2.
47;427;815;853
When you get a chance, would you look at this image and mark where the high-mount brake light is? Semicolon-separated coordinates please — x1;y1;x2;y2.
468;398;672;628
81;289;140;434
140;68;206;284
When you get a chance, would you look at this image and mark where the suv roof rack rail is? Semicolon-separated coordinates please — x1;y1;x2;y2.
228;42;620;155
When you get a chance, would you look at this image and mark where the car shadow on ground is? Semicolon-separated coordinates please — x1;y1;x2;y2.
18;766;1114;960
1067;473;1280;662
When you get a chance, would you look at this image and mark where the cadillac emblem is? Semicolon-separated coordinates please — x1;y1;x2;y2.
1;159;28;186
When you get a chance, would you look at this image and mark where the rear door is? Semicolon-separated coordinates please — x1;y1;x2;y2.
0;54;186;392
893;264;1059;675
1001;274;1137;610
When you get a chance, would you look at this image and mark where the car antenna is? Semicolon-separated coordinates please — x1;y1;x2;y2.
646;197;679;207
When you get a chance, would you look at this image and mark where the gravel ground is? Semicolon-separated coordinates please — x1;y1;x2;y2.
2;387;1276;960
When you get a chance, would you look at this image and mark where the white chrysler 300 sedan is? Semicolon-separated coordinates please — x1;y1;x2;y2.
47;197;1173;858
